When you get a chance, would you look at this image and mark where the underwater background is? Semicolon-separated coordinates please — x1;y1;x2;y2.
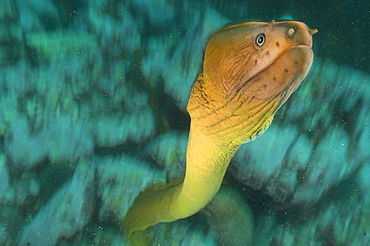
0;0;369;245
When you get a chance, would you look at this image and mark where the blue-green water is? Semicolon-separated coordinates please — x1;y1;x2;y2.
0;0;369;245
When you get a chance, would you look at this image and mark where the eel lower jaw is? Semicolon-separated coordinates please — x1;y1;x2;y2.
245;44;312;87
293;44;312;49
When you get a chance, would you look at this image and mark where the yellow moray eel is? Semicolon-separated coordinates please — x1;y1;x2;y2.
124;20;317;243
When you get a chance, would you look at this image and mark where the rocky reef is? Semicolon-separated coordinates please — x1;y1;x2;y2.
0;0;369;245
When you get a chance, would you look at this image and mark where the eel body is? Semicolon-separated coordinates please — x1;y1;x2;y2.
124;20;317;243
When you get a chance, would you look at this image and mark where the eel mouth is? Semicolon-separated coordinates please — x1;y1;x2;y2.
261;24;317;74
243;43;313;91
278;43;313;62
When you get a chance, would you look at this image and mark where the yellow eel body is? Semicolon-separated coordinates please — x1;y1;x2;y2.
124;20;317;243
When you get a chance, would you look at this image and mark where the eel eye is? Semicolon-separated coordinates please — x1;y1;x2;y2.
255;33;266;47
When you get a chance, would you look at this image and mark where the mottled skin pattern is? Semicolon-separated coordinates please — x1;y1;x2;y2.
124;20;317;245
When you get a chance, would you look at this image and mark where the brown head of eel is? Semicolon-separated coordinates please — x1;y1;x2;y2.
188;20;317;145
123;20;317;244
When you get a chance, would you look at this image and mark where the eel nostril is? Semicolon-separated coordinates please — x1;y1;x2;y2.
287;27;295;37
309;29;318;35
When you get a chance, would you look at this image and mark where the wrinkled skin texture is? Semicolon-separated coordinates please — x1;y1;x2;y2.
124;20;317;245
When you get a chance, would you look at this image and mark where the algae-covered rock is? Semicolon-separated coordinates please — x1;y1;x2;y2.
203;187;254;246
26;31;97;61
18;159;96;246
97;155;166;223
0;1;369;246
17;0;59;32
231;124;302;203
142;6;229;109
0;154;13;204
148;218;217;245
144;131;188;179
5;113;94;168
93;107;156;147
